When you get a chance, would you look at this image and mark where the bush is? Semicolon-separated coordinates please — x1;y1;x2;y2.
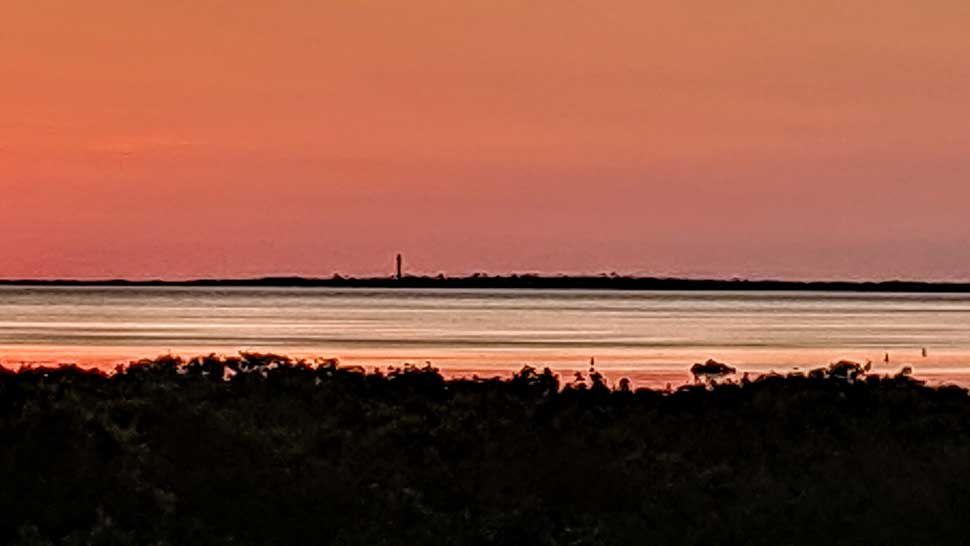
0;355;967;545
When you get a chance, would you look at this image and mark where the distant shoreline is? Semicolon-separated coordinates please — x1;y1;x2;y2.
2;275;970;292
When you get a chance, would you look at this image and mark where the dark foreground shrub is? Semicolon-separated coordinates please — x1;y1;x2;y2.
1;355;968;545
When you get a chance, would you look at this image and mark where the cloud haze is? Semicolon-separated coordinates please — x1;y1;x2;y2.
2;1;969;279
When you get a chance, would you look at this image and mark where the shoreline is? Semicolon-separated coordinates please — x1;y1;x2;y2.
2;274;970;293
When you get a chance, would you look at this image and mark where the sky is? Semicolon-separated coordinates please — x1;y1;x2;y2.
2;1;970;280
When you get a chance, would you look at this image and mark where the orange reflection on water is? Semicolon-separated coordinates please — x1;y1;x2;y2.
3;345;970;389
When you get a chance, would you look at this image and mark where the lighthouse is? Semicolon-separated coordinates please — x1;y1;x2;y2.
395;254;403;280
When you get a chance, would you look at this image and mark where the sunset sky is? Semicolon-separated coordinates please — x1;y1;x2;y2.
3;1;970;280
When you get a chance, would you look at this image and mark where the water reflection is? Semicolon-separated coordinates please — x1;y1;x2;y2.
1;286;969;385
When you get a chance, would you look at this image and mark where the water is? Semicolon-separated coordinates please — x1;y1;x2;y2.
2;286;970;385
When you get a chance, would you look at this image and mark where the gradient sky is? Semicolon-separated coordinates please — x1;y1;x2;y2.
3;1;970;280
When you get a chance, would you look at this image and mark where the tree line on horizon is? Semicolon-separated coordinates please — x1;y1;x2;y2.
3;273;970;292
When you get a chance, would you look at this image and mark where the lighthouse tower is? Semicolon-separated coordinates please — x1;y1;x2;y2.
395;254;403;280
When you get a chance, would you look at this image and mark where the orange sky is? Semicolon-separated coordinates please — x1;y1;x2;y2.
3;1;970;280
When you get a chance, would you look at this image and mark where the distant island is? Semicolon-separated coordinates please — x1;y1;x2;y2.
2;274;970;292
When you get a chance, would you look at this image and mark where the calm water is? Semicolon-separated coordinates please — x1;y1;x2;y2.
2;286;970;385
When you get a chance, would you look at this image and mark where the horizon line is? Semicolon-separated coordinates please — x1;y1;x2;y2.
1;274;970;293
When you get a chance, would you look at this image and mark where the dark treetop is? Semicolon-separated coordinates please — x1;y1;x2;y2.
3;355;970;545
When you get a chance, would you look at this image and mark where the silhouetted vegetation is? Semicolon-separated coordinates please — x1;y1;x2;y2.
3;355;970;545
3;274;970;292
689;358;736;383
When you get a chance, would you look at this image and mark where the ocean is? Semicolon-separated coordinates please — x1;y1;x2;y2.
2;286;969;386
